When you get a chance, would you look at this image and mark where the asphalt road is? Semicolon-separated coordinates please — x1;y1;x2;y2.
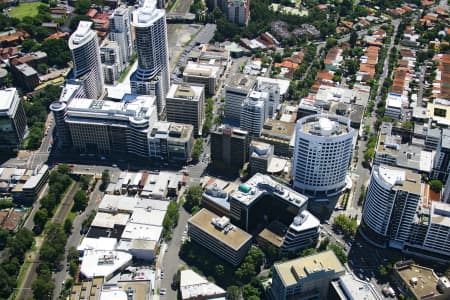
159;208;191;300
52;180;103;300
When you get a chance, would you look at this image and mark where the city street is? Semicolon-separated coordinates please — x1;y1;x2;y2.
52;180;104;300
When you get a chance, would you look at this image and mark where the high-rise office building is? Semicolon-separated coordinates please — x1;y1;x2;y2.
68;21;104;99
0;88;27;150
210;125;249;169
292;114;354;198
109;5;133;66
100;40;123;85
361;165;422;248
130;0;170;115
227;0;250;26
166;83;205;136
224;74;256;124
240;90;268;137
432;129;450;183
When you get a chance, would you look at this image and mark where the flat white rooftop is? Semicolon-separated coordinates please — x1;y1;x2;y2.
80;250;132;279
121;222;163;241
0;88;17;114
77;237;117;252
180;269;226;300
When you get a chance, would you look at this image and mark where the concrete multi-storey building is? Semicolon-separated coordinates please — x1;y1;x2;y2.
259;119;296;157
166;83;205;136
109;5;133;66
361;165;422;249
69;21;104;99
187;208;252;266
0;88;27;151
210;125;249;169
182;62;220;96
257;80;280;118
432;129;450;182
405;201;450;262
292;114;354;198
240;90;268;137
280;210;320;253
229;173;308;232
249;141;273;175
270;251;345;300
148;121;194;163
100;40;123;85
224;74;256;125
227;0;250;25
130;0;170;115
66;96;157;157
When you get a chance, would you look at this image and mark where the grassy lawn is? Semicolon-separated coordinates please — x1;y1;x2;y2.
9;2;47;20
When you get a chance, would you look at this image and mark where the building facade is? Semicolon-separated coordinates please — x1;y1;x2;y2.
166;83;205;136
147;121;194;163
0;88;27;151
271;251;345;300
68;21;104;99
292;114;354;198
131;0;170;115
227;0;250;26
109;5;133;66
240;90;268;138
100;40;123;85
224;74;256;124
361;165;422;249
182;62;220;96
210;125;249;169
187;208;252;266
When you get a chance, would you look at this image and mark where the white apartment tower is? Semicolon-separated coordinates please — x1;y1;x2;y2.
292;114;354;198
240;90;268;137
130;0;170;115
109;5;133;65
361;165;422;248
68;21;104;99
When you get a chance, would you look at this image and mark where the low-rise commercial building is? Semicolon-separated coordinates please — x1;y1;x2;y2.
183;62;220;96
148;121;194;163
187;208;253;266
180;269;227;300
330;273;382;300
259;119;295;157
270;251;345;300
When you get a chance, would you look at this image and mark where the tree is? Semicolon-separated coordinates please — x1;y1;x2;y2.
214;264;225;277
80;175;91;191
75;0;92;14
243;284;261;299
73;189;88;211
100;170;110;191
64;218;73;234
36;63;48;74
185;185;202;211
39;38;71;68
32;276;54;300
57;163;72;175
21;39;37;52
328;243;347;263
429;179;443;192
318;237;330;251
69;14;92;31
33;208;48;233
349;30;358;47
192;138;203;161
226;285;241;300
0;229;9;250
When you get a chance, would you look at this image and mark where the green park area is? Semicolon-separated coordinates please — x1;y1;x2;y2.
9;2;47;20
